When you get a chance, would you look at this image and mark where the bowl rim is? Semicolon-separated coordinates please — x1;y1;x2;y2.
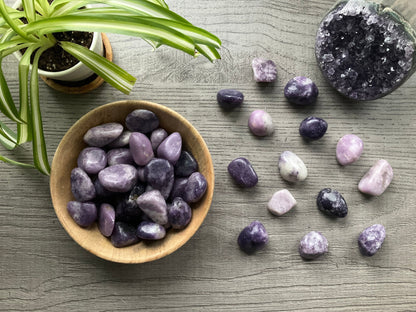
50;100;214;263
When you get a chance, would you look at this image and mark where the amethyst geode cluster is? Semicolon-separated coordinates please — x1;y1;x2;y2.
316;0;416;100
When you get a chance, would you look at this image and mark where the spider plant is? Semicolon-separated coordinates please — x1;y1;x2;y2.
0;0;221;175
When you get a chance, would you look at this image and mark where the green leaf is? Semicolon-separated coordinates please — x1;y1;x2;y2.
30;47;50;175
50;0;89;17
22;0;36;22
0;154;35;168
195;44;221;62
0;0;36;42
0;38;30;52
60;41;136;94
35;0;51;16
24;15;197;56
0;121;17;149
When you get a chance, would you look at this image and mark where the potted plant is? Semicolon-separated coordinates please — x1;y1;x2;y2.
0;0;221;175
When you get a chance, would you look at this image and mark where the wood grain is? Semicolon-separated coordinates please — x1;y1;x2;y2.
1;0;416;310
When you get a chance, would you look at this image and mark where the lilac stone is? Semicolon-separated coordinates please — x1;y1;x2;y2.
77;147;107;175
237;221;269;254
267;189;297;216
71;168;96;202
129;132;154;166
169;177;188;200
228;157;258;188
299;116;328;140
107;130;131;148
98;203;115;237
358;224;386;256
174;151;198;177
251;58;277;82
278;151;308;183
144;158;174;199
284;76;319;105
67;201;97;227
107;148;134;166
110;222;140;248
336;134;363;165
157;132;182;165
248;110;274;137
299;231;329;259
136;221;166;240
217;89;244;110
83;122;123;147
168;197;192;229
150;128;168;152
136;190;168;225
184;172;208;203
358;159;393;196
125;109;159;134
98;164;138;193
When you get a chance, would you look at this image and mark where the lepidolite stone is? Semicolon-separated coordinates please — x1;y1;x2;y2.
184;172;207;203
278;151;307;183
284;76;319;105
299;231;328;259
71;168;96;202
358;224;386;256
136;190;168;225
136;221;166;240
358;159;393;196
336;134;363;165
251;58;277;82
267;189;296;216
111;222;139;248
228;157;258;188
316;188;348;218
67;201;97;227
129;132;154;166
98;203;115;237
157;132;182;165
83;123;123;147
125;109;159;133
238;221;269;254
98;164;138;193
217;89;244;110
77;147;107;174
248;110;274;137
316;1;415;100
299;116;328;140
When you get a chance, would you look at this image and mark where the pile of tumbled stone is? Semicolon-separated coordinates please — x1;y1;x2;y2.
217;58;392;258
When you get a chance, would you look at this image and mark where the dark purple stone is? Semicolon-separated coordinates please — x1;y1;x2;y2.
125;109;159;134
70;168;96;202
174;151;198;177
93;178;115;198
237;221;268;254
107;148;134;166
184;172;207;203
227;157;258;188
110;222;140;248
284;76;319;105
83;122;123;147
77;147;107;175
316;188;348;218
217;89;244;110
98;203;115;237
115;184;145;224
169;177;188;200
67;201;97;227
168;197;192;229
316;2;415;100
299;116;328;140
150;128;168;152
358;224;386;256
136;221;166;240
144;158;174;199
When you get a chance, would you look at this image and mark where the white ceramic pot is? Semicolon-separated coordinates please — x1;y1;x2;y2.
13;1;104;81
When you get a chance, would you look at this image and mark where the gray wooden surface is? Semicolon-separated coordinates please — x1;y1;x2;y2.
1;0;416;311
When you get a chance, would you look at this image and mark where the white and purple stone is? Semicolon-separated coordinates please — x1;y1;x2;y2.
278;151;308;183
299;231;328;260
336;134;363;165
248;110;274;137
251;58;277;82
358;159;393;196
284;76;319;106
267;189;296;216
358;224;386;256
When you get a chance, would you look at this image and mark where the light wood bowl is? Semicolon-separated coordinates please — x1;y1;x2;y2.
50;100;214;263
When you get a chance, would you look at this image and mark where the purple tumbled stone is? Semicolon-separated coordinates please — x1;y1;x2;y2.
136;221;166;240
336;134;363;165
284;76;319;106
67;201;97;227
251;58;277;82
248;110;274;137
184;172;207;203
174;151;198;177
299;116;328;140
129;132;154;166
125;109;159;134
110;222;139;248
168;197;192;229
150;128;168;152
358;159;393;196
144;158;174;199
217;89;244;110
136;190;168;225
137;166;146;183
93;178;114;198
107;148;134;166
107;130;131;148
98;203;115;237
115;184;145;224
77;147;107;175
237;221;269;254
228;157;258;188
358;224;386;256
170;177;188;201
70;168;96;202
83;122;123;147
299;231;328;260
157;132;182;165
267;189;297;216
98;164;138;193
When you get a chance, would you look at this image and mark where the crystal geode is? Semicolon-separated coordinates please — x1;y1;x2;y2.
316;0;416;100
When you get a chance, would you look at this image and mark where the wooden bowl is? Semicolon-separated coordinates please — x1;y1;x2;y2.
50;100;214;263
